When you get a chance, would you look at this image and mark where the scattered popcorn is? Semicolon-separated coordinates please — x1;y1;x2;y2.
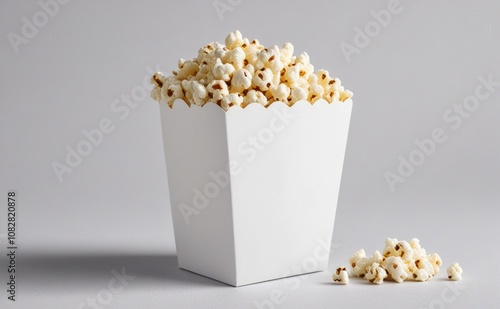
349;249;371;278
413;268;431;282
150;30;353;110
342;238;453;285
331;267;349;284
428;253;443;275
383;256;408;283
365;263;388;285
447;263;463;281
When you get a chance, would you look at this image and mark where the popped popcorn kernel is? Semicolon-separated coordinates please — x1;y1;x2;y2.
225;30;244;50
162;84;183;108
252;68;274;91
291;87;308;102
365;263;388;285
231;69;253;93
212;58;235;82
221;93;243;110
207;80;229;101
447;263;463;281
243;89;268;107
224;47;246;70
349;249;371;278
270;83;290;103
383;256;408;283
150;31;353;111
332;267;349;285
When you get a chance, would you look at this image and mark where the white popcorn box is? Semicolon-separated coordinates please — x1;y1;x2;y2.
160;99;352;286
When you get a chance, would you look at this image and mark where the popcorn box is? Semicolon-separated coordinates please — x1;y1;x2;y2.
160;99;352;286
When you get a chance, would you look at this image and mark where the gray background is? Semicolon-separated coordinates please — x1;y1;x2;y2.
1;0;499;308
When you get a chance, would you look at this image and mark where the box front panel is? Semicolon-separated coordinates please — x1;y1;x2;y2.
226;100;352;285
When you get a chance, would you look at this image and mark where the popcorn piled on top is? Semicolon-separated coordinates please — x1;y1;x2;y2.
347;238;443;284
150;31;353;111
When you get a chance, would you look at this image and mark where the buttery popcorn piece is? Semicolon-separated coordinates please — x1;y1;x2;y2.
365;263;388;285
349;249;371;278
447;263;463;281
383;256;408;283
331;267;349;284
243;90;268;107
221;93;243;110
207;80;229;101
231;69;253;93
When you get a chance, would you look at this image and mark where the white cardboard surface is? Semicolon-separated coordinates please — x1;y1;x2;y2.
160;99;352;286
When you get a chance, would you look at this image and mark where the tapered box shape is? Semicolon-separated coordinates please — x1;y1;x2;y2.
160;99;352;286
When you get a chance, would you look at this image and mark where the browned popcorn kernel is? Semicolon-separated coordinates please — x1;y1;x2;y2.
331;267;349;284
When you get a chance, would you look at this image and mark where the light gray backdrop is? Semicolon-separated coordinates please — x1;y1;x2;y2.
1;0;499;308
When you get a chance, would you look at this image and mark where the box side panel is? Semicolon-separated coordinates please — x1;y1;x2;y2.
160;101;237;286
226;100;352;286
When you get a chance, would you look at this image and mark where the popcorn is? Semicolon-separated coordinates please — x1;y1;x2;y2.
150;31;353;111
428;253;442;275
340;89;354;102
224;47;246;70
383;238;399;257
212;58;235;82
291;87;308;102
308;82;325;103
280;42;294;66
282;65;301;88
191;81;208;106
162;84;183;107
349;249;371;278
368;250;384;265
241;38;263;65
394;240;414;262
383;256;408;283
252;68;274;91
365;263;388;285
243;90;268;107
341;238;455;285
151;86;161;102
176;60;199;80
331;267;349;284
257;46;284;73
221;93;243;110
231;69;253;93
270;84;290;103
225;30;244;50
207;80;229;101
413;269;431;282
447;263;463;281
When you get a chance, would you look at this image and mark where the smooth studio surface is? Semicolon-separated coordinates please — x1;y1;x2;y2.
1;0;499;308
